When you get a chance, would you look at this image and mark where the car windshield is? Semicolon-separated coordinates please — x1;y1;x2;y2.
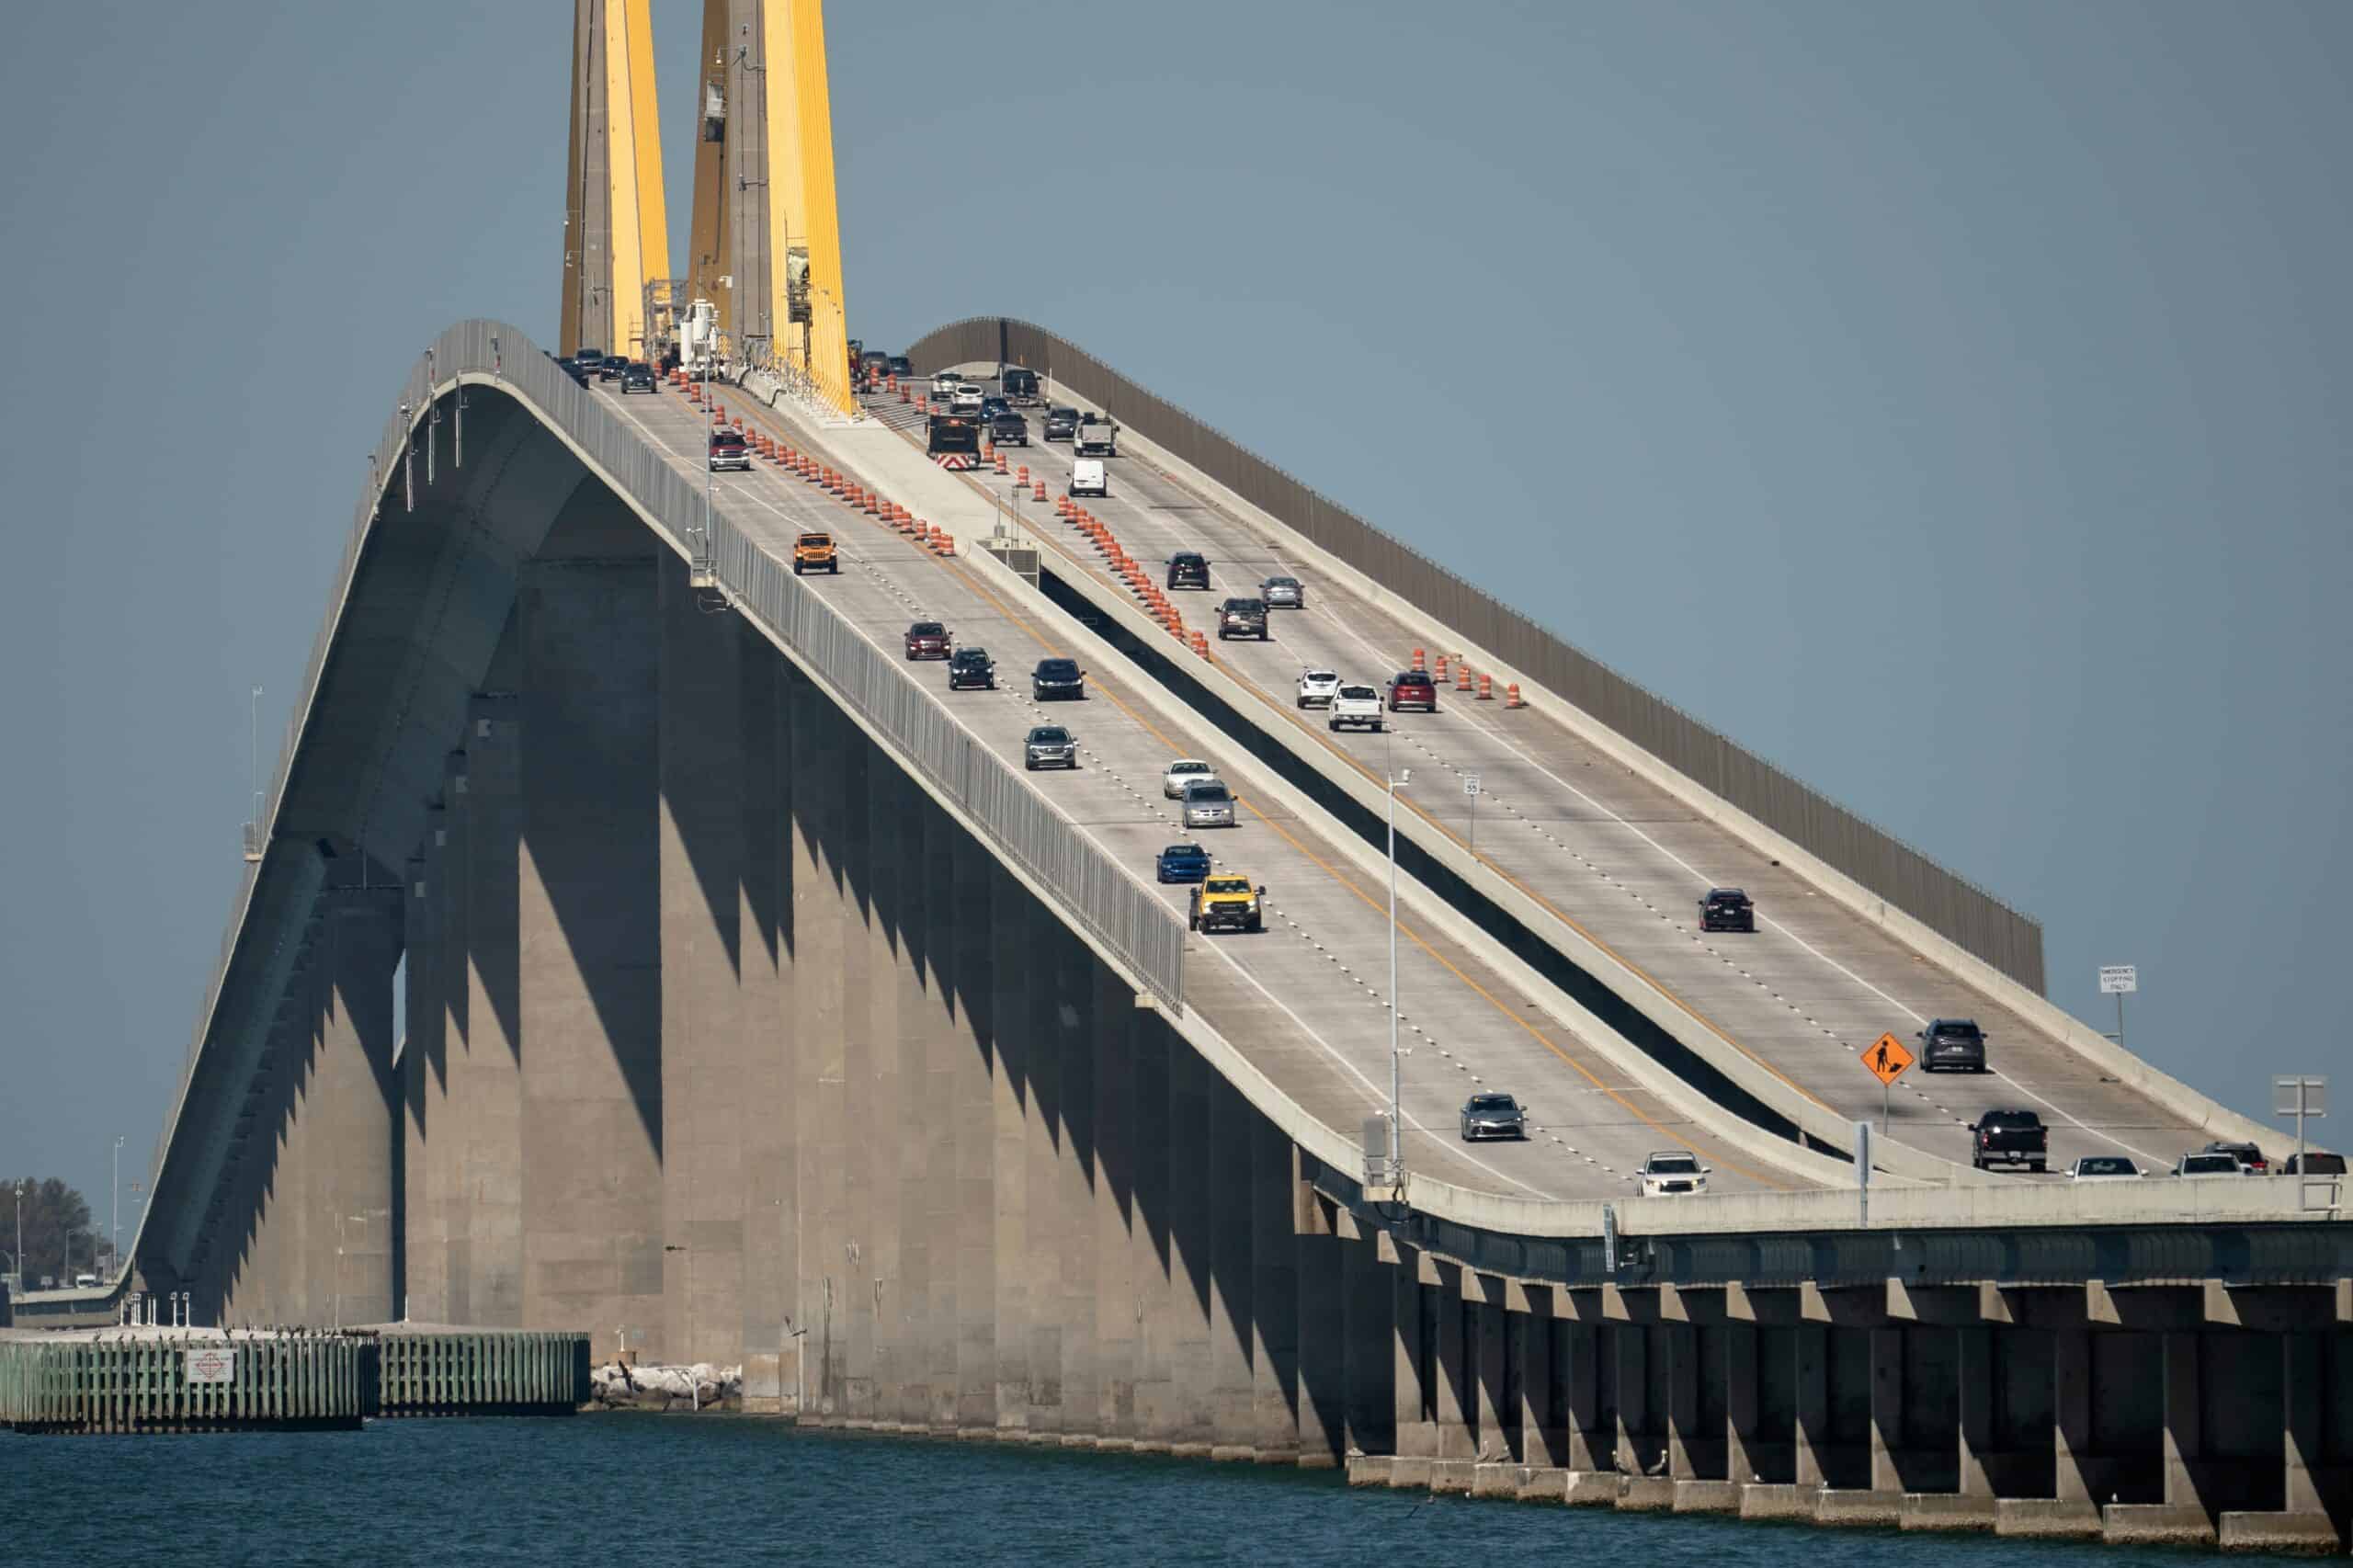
1039;660;1078;677
1029;728;1069;744
1935;1021;1984;1040
911;623;945;637
1267;577;1299;589
1710;890;1747;903
1468;1095;1518;1112
1186;785;1231;802
2183;1155;2235;1173
2298;1153;2347;1173
1204;878;1250;894
711;432;745;447
1647;1155;1699;1174
1983;1111;2040;1128
954;648;989;663
1395;672;1429;685
1223;599;1261;612
1170;762;1210;775
1163;845;1205;859
2078;1157;2135;1176
1302;671;1335;684
798;534;830;547
1338;686;1378;700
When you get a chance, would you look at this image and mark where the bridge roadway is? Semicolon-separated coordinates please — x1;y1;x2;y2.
870;377;2250;1182
596;379;1829;1201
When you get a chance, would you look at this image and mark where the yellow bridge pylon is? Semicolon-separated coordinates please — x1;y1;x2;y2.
571;0;855;416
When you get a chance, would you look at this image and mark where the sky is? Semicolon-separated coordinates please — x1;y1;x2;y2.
2;2;2347;1224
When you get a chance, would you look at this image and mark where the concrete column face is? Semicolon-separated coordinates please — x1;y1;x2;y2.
949;833;997;1432
1206;1073;1256;1455
1615;1321;1651;1474
1956;1326;1994;1498
736;633;792;1412
1723;1321;1759;1485
1163;1034;1215;1454
887;770;933;1431
1665;1322;1701;1480
921;801;964;1434
1562;1320;1605;1471
1091;962;1138;1443
986;859;1030;1432
463;699;525;1326
1018;903;1067;1437
315;887;401;1329
1870;1326;1904;1494
1392;1247;1434;1459
1473;1295;1510;1463
2052;1326;2094;1504
2284;1333;2325;1515
1433;1265;1474;1460
786;671;846;1416
517;558;662;1357
434;752;472;1325
837;725;877;1421
400;843;438;1325
2162;1330;2202;1511
1049;927;1100;1441
1518;1297;1563;1468
1794;1322;1829;1488
1339;1230;1393;1458
658;553;747;1369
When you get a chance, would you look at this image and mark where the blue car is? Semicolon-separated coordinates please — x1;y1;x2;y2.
1155;843;1211;884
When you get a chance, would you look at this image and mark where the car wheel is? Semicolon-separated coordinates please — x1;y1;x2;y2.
1373;721;1384;733
1023;759;1036;772
1246;915;1262;933
792;563;803;575
830;562;840;574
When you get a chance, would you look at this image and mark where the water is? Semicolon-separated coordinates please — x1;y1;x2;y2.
12;1418;2244;1567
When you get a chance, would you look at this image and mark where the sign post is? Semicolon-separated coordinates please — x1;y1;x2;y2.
2275;1075;2329;1185
1864;1031;1915;1131
2098;965;2137;1050
1855;1119;1872;1227
1463;773;1483;853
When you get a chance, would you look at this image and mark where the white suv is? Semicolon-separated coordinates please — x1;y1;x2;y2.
1636;1151;1711;1197
1296;669;1339;709
1327;684;1383;733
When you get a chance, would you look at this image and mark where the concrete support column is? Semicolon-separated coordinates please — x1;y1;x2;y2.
1725;1322;1759;1484
848;756;897;1427
1248;1118;1300;1464
1519;1294;1565;1469
1128;1011;1174;1451
1870;1327;1904;1494
887;772;932;1432
2284;1333;2326;1516
315;885;401;1329
1957;1327;1995;1499
916;795;961;1434
1391;1244;1434;1482
1338;1228;1393;1461
1051;931;1100;1445
1164;1033;1215;1456
1090;964;1137;1446
737;633;792;1413
2160;1331;2202;1512
949;835;997;1434
658;553;746;1369
987;861;1030;1435
1206;1073;1256;1460
1562;1321;1607;1473
1664;1322;1703;1480
836;726;876;1423
1430;1265;1475;1490
1292;1181;1345;1467
1794;1323;1829;1489
464;698;525;1328
400;837;439;1325
1018;910;1072;1440
518;558;661;1357
786;670;847;1418
1474;1293;1510;1463
1615;1321;1651;1475
432;752;472;1325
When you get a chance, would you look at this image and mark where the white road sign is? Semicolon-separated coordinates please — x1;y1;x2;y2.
1462;774;1482;798
2098;965;2137;994
186;1347;237;1384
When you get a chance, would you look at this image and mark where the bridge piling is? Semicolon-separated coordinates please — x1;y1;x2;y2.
427;749;470;1328
736;632;793;1414
462;697;524;1328
1090;961;1140;1447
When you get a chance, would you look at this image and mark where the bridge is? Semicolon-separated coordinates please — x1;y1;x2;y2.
8;2;2346;1552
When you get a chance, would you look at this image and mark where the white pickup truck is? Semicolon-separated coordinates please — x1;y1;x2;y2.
1327;683;1383;733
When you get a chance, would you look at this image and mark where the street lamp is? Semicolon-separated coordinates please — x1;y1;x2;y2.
111;1136;123;1275
1386;763;1414;1181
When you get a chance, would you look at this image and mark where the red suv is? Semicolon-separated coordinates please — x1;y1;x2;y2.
1387;671;1439;712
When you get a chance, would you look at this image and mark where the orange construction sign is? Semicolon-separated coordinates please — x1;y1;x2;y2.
1864;1032;1915;1085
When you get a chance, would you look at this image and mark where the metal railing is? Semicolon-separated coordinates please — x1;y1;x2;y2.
140;320;1183;1278
904;317;2048;994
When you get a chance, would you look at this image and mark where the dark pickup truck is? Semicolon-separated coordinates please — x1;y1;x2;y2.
1970;1109;2047;1172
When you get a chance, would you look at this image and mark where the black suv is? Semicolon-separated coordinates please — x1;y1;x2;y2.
1917;1017;1987;1074
1167;552;1211;591
1217;597;1268;641
1698;888;1755;932
620;362;657;393
887;355;914;379
2201;1140;2271;1174
948;647;996;690
1043;406;1080;441
1032;658;1086;700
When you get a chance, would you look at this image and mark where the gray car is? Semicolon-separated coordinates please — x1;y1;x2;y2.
1917;1017;1987;1073
1260;575;1304;608
1022;725;1077;771
1181;780;1237;828
1459;1093;1528;1142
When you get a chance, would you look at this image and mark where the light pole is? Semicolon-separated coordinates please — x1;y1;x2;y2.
1386;759;1414;1179
12;1181;22;1292
111;1136;123;1276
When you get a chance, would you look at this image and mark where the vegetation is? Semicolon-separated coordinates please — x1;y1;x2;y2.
5;1177;97;1289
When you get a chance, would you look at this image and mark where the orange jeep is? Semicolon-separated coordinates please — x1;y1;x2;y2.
793;531;839;575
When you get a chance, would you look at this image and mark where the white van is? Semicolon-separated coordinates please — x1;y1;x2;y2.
1071;458;1108;498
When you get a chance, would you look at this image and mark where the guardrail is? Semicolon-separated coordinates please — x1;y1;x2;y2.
135;323;1184;1285
904;316;2047;995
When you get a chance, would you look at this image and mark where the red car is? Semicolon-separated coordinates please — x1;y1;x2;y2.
904;620;951;660
1387;670;1439;712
